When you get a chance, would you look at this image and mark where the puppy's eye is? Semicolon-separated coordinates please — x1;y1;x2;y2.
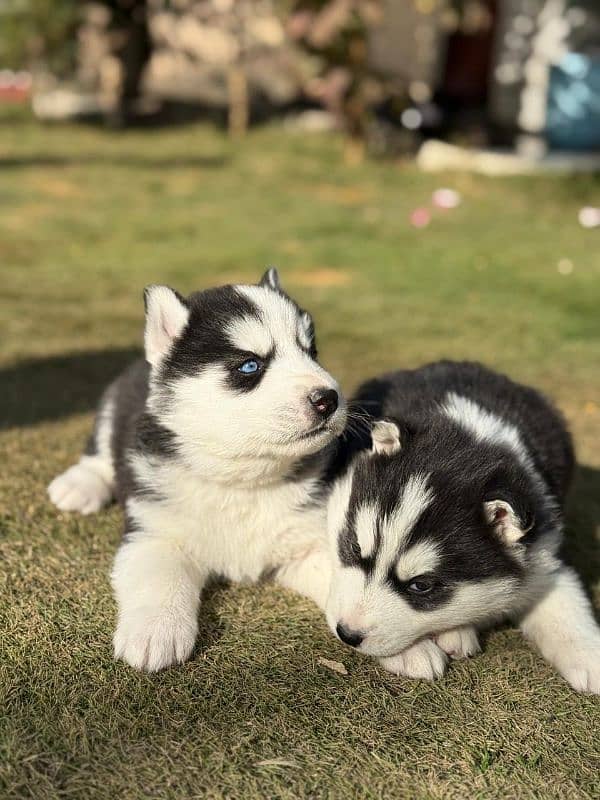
238;358;262;375
407;577;434;595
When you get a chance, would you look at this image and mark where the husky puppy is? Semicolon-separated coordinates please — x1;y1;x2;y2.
48;269;346;671
325;361;600;692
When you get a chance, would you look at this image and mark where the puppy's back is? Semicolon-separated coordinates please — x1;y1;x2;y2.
352;361;574;503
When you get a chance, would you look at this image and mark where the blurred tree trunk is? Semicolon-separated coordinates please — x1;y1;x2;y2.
227;66;249;137
107;0;151;126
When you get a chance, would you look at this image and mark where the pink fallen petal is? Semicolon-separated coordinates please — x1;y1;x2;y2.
410;207;431;228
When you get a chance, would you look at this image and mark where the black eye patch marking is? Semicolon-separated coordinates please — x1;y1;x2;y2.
386;565;454;610
406;577;434;595
224;347;275;393
160;286;263;384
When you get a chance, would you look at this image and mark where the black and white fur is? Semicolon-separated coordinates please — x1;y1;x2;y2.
325;361;600;692
48;270;346;671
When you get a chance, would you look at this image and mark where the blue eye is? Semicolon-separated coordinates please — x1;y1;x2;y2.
238;359;261;375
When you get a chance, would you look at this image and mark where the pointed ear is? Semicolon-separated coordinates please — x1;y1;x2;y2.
143;285;189;368
298;309;316;354
371;420;401;456
484;499;533;545
300;310;313;334
259;267;282;292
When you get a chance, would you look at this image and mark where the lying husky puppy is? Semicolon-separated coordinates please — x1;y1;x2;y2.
325;361;600;692
48;269;346;671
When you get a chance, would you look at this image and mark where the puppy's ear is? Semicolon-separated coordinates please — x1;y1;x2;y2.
298;310;317;355
483;498;533;545
371;420;401;456
143;285;189;368
259;267;282;292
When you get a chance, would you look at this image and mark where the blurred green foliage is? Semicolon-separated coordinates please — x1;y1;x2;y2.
0;0;79;73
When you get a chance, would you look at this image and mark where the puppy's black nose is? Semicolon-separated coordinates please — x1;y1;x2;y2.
336;623;364;648
309;388;338;419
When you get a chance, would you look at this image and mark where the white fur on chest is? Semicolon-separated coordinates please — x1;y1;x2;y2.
126;455;327;582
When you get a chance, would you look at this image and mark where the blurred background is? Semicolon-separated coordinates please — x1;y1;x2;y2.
2;0;600;156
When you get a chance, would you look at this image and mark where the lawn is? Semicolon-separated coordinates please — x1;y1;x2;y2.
1;110;599;800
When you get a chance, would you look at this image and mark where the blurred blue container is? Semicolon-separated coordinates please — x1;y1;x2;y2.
546;53;600;151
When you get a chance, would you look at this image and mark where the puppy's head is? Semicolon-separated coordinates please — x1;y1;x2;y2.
325;418;538;658
143;269;346;472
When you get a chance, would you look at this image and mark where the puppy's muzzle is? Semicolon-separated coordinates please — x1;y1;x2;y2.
336;622;364;648
308;388;338;420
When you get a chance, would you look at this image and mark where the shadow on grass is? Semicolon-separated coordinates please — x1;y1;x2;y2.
565;465;600;593
0;348;140;429
0;154;229;170
194;579;231;658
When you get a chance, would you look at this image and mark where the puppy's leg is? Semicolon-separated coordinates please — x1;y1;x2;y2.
379;639;448;681
519;566;600;694
48;455;114;514
48;385;116;514
381;628;479;680
435;626;481;660
275;546;331;610
112;537;205;672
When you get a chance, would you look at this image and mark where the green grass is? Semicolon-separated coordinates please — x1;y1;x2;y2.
1;110;599;800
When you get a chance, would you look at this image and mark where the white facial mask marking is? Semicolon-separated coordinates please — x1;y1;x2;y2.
226;313;274;357
375;473;433;578
395;540;440;582
236;286;306;356
355;503;379;559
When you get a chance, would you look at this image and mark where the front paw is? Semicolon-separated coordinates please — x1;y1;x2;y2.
379;639;448;681
435;626;481;660
555;641;600;694
113;607;197;672
48;462;112;515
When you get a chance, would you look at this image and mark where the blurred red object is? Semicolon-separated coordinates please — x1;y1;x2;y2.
0;70;32;103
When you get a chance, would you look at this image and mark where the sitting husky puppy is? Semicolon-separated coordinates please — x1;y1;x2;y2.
325;361;600;693
48;269;346;671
